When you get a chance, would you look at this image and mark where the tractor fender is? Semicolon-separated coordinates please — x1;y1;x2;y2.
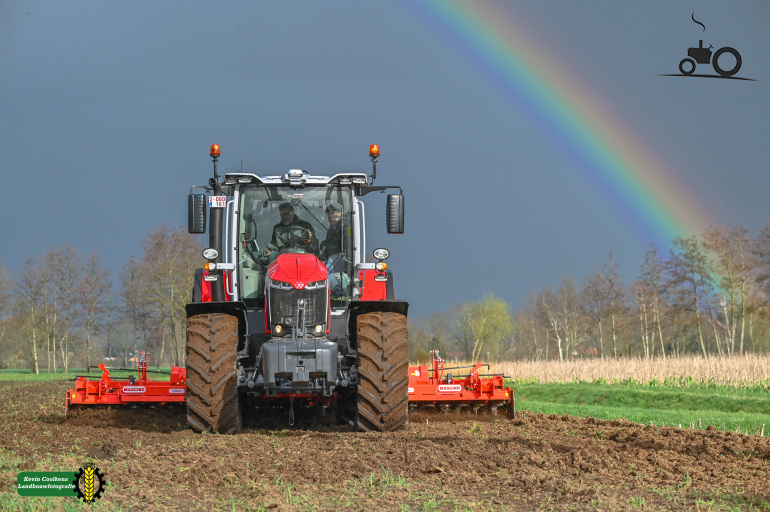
348;299;408;318
192;268;233;302
359;269;396;301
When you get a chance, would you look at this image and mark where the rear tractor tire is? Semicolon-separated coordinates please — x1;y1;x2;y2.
355;311;409;432
185;313;242;434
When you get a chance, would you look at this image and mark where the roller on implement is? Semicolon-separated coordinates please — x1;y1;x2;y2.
408;350;514;418
65;352;187;415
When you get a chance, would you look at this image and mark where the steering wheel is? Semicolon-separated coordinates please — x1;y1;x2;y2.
274;225;312;252
241;217;263;264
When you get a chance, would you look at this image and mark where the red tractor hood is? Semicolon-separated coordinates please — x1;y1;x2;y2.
268;253;328;290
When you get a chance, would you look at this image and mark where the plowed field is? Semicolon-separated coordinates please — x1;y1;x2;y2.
2;380;769;511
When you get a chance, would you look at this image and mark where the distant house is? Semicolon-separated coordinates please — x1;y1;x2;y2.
445;351;466;361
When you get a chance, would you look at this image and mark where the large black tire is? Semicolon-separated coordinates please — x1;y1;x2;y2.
185;313;242;434
355;311;409;432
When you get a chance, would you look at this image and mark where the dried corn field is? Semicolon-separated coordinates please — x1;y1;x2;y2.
455;354;770;387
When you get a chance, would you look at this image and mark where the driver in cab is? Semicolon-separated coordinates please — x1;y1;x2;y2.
268;202;318;259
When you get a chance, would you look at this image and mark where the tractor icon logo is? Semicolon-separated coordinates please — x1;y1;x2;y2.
679;40;741;77
661;13;753;81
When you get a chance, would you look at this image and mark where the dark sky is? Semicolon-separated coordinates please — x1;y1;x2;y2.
1;1;768;318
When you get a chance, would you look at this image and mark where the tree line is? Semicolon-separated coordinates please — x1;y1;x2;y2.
409;224;770;362
3;222;770;371
0;225;201;372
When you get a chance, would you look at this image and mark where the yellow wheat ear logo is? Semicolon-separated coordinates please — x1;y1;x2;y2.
84;466;94;502
74;464;106;504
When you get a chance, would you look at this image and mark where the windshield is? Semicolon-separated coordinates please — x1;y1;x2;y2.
237;185;354;307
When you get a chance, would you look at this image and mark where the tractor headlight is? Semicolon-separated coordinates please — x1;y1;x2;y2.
274;324;284;335
313;325;324;335
269;278;293;289
373;248;390;260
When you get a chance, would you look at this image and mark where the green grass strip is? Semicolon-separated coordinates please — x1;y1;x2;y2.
0;368;176;382
519;400;768;433
514;382;770;433
514;382;769;413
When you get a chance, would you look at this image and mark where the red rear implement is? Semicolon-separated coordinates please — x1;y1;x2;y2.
408;350;515;418
65;352;187;414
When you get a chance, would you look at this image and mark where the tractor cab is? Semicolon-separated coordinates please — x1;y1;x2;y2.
235;181;357;307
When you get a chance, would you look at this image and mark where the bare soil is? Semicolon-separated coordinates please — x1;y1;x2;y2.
1;380;769;511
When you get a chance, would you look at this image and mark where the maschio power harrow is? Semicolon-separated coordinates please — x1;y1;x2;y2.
65;352;186;415
408;350;515;418
65;350;513;421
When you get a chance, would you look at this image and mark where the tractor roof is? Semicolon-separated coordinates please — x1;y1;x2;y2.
222;170;368;187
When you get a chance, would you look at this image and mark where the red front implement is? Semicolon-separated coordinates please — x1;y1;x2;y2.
65;352;187;414
408;350;515;418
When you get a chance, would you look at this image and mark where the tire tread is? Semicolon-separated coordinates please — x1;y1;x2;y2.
185;313;242;434
355;312;408;432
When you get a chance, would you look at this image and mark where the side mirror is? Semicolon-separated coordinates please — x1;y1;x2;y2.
386;194;404;234
188;193;206;234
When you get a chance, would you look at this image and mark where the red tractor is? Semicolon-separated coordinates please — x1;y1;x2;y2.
185;144;408;433
65;145;513;427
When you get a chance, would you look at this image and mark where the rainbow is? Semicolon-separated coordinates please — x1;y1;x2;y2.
398;0;714;245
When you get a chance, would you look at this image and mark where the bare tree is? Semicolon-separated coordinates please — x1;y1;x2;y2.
383;222;770;357
103;292;118;363
408;313;450;362
604;254;627;358
582;267;608;358
0;263;13;352
538;286;563;362
632;279;654;358
537;279;584;362
15;257;45;373
703;225;752;356
120;255;152;365
45;247;83;371
450;302;474;360
511;293;549;361
749;224;770;353
40;249;62;372
74;253;111;369
137;225;202;366
557;277;583;360
666;236;713;357
639;244;668;356
429;312;451;357
407;318;432;363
